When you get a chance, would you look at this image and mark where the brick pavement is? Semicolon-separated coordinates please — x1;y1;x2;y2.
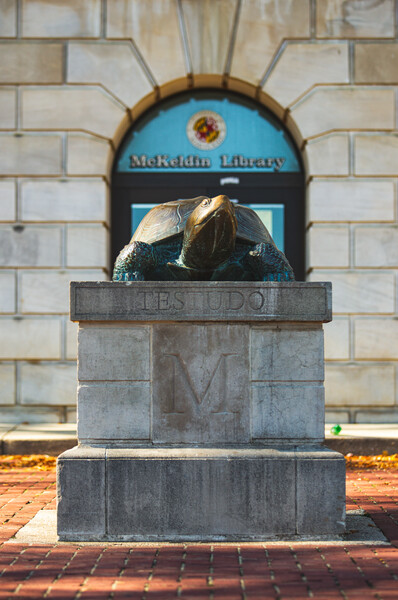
0;468;397;599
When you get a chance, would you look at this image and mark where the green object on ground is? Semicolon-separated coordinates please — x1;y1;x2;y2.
331;424;342;436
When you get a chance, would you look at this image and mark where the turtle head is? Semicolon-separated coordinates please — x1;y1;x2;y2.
181;195;237;270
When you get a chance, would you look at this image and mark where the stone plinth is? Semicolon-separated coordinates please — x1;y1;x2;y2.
57;281;345;541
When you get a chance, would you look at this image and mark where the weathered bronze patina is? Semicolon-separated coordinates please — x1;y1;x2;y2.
112;195;294;281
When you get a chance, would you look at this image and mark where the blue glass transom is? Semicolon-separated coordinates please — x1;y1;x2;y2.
117;92;301;174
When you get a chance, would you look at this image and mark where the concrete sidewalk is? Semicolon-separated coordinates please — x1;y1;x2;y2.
0;423;76;455
0;423;397;455
325;423;398;455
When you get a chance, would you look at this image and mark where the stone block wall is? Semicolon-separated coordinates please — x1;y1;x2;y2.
0;0;397;423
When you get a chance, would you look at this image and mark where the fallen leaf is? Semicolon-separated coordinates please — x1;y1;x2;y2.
346;453;398;470
0;454;56;470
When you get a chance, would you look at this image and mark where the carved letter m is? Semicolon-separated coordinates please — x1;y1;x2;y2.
163;352;237;413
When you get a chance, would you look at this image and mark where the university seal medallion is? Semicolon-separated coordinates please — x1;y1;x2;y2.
186;110;226;150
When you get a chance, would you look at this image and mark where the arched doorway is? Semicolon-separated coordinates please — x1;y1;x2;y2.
111;90;305;279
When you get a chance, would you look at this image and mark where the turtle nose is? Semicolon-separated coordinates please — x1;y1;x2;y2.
212;195;235;215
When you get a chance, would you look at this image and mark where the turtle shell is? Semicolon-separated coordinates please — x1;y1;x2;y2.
131;196;273;245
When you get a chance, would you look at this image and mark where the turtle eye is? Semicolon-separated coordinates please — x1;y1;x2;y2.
202;198;211;206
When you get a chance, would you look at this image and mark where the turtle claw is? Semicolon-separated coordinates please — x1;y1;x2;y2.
245;242;295;282
113;272;144;282
263;271;294;282
112;241;158;282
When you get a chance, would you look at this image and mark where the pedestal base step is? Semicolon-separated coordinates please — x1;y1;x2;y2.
57;446;345;542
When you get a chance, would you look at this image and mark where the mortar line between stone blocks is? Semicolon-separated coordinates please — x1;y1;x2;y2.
176;0;193;77
348;133;354;176
105;447;108;536
62;42;67;85
61;316;67;361
349;223;355;269
15;178;21;222
310;0;316;39
251;380;323;385
101;0;107;39
61;224;67;268
15;268;21;316
78;379;150;384
396;268;398;316
223;0;242;76
13;268;18;317
259;41;287;89
349;315;355;363
396;0;398;40
395;179;398;223
294;448;298;535
16;0;21;38
348;41;355;84
393;364;398;410
128;39;158;90
12;360;17;413
16;86;21;131
62;133;67;176
15;360;21;406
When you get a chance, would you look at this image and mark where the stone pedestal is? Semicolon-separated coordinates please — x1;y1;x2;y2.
57;281;345;541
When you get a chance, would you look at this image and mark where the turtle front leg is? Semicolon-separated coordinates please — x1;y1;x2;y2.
244;242;295;282
112;241;158;281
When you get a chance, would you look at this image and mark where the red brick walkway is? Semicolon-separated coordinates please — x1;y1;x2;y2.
0;468;398;599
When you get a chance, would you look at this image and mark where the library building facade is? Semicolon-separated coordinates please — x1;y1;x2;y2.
0;0;397;424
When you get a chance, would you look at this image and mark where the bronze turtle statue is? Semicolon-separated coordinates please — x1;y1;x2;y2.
112;195;294;281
